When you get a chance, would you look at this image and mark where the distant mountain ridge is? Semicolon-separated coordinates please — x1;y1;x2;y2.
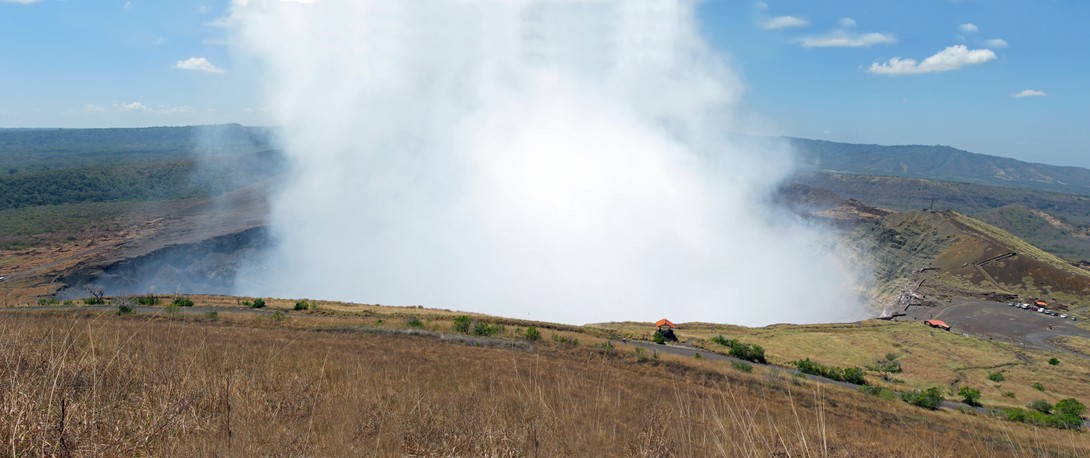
788;137;1090;196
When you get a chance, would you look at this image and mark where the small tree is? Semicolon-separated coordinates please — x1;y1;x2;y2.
958;387;982;407
452;315;471;334
902;386;944;410
294;300;309;311
250;298;266;309
84;284;107;305
524;326;541;341
652;330;666;345
1055;398;1086;417
1048;357;1060;366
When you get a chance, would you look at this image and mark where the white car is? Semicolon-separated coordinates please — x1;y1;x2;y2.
1021;304;1030;309
1060;314;1068;318
1038;308;1045;313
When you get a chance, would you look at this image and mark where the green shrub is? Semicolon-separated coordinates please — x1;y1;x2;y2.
652;330;666;344
729;343;767;364
1032;382;1045;392
294;300;310;311
552;334;578;346
37;298;59;306
472;321;503;336
250;298;266;309
1002;400;1086;430
860;385;897;401
711;335;735;346
1002;391;1016;398
84;297;107;305
452;315;471;334
842;367;866;385
901;386;944;410
711;335;767;364
868;353;903;376
987;372;1005;382
958;387;982;407
135;294;159;306
1055;398;1086;417
270;311;287;322
524;326;541;341
204;311;219;321
116;304;134;316
172;297;194;307
1029;400;1053;414
406;316;423;328
793;358;866;385
1048;357;1060;366
731;361;753;373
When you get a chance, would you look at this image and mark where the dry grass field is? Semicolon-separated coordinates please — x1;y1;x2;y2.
2;308;1089;456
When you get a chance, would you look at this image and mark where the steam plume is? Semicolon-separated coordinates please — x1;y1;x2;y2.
228;0;866;325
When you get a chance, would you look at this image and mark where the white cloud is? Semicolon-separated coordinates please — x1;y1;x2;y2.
83;104;107;113
0;0;42;4
755;1;768;10
174;57;225;73
959;23;979;34
838;17;856;28
797;31;896;48
116;102;149;111
869;45;996;76
203;16;233;28
1011;89;1047;98
123;1;132;10
983;38;1008;49
762;15;809;30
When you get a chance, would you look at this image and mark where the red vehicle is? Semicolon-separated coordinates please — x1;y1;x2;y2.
924;319;951;331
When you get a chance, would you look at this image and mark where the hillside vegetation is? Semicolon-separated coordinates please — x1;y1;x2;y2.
793;172;1090;261
0;125;281;249
2;304;1087;456
790;137;1090;196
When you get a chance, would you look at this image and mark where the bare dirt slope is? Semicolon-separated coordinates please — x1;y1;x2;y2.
0;183;268;304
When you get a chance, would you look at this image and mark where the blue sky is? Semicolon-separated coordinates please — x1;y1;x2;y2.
1;0;1088;167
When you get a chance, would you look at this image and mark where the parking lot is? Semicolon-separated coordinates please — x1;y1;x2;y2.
902;300;1090;356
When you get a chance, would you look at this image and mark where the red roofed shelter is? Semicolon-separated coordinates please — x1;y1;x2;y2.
655;319;676;329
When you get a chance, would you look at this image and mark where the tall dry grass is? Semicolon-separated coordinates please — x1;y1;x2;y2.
1;311;1086;456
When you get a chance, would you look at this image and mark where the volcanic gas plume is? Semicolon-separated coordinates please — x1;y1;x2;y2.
227;0;867;325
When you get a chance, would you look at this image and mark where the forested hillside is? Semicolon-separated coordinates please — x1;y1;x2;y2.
790;137;1090;196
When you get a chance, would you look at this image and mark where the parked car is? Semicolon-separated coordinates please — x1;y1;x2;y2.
1060;314;1068;318
1021;304;1030;309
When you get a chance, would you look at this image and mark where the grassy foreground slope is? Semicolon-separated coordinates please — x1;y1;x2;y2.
3;300;1089;456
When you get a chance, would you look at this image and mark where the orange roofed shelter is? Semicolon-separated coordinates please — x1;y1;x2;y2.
1035;300;1048;308
655;319;677;329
